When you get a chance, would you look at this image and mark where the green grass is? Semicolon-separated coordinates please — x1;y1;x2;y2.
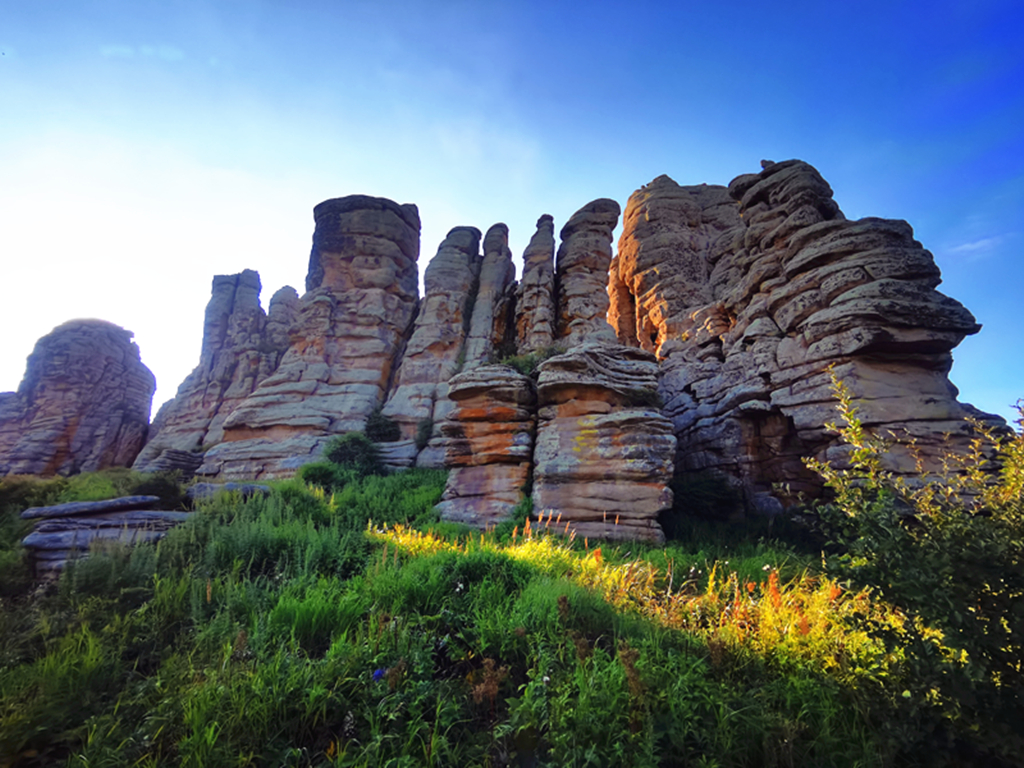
0;424;1021;768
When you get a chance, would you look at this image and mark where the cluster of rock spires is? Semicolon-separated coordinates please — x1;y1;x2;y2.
0;160;998;543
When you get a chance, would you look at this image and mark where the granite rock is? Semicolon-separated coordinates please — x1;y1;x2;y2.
556;199;621;345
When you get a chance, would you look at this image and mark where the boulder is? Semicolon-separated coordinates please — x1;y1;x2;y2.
0;320;155;476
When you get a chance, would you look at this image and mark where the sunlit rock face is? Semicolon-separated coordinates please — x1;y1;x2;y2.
614;160;993;505
436;366;536;529
0;320;155;476
196;195;421;479
531;344;675;543
133;271;298;474
382;226;483;469
556;198;620;345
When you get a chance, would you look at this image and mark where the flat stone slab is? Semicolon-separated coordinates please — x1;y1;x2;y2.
30;510;192;533
23;527;169;551
21;495;161;520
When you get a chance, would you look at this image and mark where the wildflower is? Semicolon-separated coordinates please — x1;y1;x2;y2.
373;668;387;683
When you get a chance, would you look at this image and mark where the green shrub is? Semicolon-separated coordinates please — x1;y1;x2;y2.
297;460;358;492
664;471;743;526
498;344;563;377
323;432;385;476
414;417;434;451
809;374;1024;763
364;405;401;442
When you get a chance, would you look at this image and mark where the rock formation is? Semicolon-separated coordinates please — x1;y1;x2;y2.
436;367;536;528
134;271;298;474
515;215;557;353
462;224;517;368
194;195;421;479
20;496;189;573
532;345;675;542
556;199;621;345
0;320;155;476
614;160;991;505
381;226;482;468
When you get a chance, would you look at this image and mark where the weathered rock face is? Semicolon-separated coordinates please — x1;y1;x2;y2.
614;160;990;504
532;345;675;542
462;224;517;369
556;199;620;345
515;215;557;353
382;226;482;468
436;366;536;529
0;320;155;477
196;195;421;479
133;271;298;473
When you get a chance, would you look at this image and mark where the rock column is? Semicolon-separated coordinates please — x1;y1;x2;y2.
515;215;557;353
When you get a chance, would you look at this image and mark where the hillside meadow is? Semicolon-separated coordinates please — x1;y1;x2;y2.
0;391;1022;768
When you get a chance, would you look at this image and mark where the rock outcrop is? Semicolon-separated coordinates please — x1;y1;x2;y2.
21;496;190;573
436;367;536;529
556;199;620;345
532;345;675;542
133;271;297;473
194;195;421;479
0;320;155;476
614;160;991;505
382;226;483;468
515;215;557;353
462;224;517;369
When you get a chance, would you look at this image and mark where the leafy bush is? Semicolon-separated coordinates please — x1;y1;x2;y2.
664;471;743;529
364;405;401;443
414;417;433;451
808;374;1024;763
323;432;385;476
498;345;563;376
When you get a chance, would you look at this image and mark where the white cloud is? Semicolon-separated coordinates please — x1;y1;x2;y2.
948;234;1011;255
100;45;135;58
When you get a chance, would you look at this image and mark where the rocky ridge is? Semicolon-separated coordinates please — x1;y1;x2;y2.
2;159;996;543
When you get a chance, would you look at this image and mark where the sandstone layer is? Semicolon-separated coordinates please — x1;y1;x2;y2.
195;195;421;479
532;345;675;542
614;160;992;506
134;271;298;474
382;226;482;468
436;366;536;529
0;320;155;476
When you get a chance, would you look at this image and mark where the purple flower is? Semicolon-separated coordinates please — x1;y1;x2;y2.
373;668;387;683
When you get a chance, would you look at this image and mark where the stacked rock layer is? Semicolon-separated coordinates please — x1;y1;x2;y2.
613;160;992;504
0;320;155;476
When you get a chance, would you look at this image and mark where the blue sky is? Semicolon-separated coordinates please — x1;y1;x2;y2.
1;0;1021;423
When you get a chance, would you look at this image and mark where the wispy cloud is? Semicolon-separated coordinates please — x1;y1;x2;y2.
100;44;185;62
948;234;1012;255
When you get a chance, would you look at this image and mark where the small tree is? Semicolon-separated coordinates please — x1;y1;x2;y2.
323;433;385;477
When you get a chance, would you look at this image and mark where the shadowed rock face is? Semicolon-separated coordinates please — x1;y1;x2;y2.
0;320;155;476
515;215;557;353
462;223;517;369
614;160;992;504
382;226;483;469
195;195;421;479
556;198;620;345
133;271;298;473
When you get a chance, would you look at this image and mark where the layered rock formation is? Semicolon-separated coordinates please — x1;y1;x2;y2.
556;199;620;344
381;227;482;468
134;270;297;473
515;215;557;353
0;320;155;476
462;224;517;368
436;367;536;528
532;345;675;542
194;195;421;478
613;160;990;504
